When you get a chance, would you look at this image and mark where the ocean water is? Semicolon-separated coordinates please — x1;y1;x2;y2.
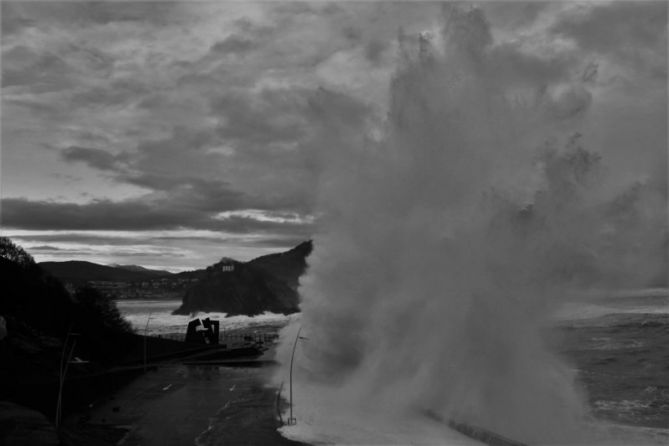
278;290;669;445
554;289;669;430
117;290;668;437
115;299;293;340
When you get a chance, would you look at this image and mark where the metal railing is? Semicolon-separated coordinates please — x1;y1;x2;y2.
148;331;279;347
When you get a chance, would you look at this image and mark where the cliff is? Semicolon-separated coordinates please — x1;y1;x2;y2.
173;241;312;316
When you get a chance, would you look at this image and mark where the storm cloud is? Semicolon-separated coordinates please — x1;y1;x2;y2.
2;1;665;269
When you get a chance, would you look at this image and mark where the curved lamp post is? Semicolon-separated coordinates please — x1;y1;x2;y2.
143;312;153;372
55;330;80;429
288;326;307;425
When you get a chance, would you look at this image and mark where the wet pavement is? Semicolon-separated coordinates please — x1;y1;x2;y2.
67;363;305;446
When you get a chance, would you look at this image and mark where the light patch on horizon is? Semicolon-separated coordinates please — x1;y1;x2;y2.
215;209;316;225
5;228;306;270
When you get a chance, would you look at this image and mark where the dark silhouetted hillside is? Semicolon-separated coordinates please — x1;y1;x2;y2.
248;240;313;289
111;264;173;277
173;241;312;316
0;237;138;425
39;261;172;286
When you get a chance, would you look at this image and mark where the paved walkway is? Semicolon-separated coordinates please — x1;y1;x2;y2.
65;363;305;446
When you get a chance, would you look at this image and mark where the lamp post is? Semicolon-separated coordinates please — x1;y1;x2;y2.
55;331;80;429
143;313;153;372
288;326;307;425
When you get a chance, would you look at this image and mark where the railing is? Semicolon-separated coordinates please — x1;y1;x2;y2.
150;331;279;347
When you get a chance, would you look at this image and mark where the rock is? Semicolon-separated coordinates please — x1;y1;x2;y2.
173;241;312;317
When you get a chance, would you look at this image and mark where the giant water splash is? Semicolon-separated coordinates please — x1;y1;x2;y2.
276;5;666;444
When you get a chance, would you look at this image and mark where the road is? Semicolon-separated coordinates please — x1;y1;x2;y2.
66;363;305;446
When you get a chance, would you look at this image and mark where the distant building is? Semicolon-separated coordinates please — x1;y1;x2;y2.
219;257;236;272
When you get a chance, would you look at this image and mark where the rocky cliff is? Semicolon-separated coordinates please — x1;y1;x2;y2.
173;241;312;316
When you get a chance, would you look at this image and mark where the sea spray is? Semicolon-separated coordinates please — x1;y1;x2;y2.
275;4;666;444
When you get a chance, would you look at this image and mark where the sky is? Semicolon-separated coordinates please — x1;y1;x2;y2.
1;1;666;271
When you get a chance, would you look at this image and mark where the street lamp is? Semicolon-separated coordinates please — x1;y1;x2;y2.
143;313;153;372
55;330;80;429
288;326;308;425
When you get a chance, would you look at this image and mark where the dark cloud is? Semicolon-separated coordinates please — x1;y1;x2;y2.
76;1;180;26
29;245;63;251
2;197;198;231
488;42;576;86
3;97;63;121
481;2;550;30
550;2;667;72
211;88;310;145
127;178;247;214
11;233;156;246
3;2;664;269
1;2;34;36
61;146;127;171
54;118;318;217
364;39;389;65
2;45;75;92
210;35;256;55
2;1;180;30
71;78;148;109
1;197;313;236
133;127;214;166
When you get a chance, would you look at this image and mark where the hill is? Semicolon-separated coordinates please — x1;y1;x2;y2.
173;241;312;316
39;261;171;285
0;237;137;422
248;241;313;289
37;261;198;299
111;264;173;277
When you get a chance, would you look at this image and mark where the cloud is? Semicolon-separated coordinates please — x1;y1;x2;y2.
2;1;180;30
2;1;665;270
211;88;310;145
2;45;75;92
487;42;576;86
1;196;313;236
210;35;256;55
61;146;127;171
9;229;309;270
550;1;667;77
29;245;63;252
70;78;148;108
2;197;197;231
551;2;666;52
1;3;34;36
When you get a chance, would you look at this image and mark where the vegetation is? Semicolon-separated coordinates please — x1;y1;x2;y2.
0;236;35;266
72;286;132;333
0;236;136;365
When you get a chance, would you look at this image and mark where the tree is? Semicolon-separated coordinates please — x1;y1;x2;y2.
72;286;132;334
0;237;35;267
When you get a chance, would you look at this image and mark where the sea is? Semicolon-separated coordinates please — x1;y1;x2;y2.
554;289;669;430
116;288;668;437
115;299;293;340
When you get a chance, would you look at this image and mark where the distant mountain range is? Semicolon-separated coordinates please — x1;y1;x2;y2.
39;261;173;285
39;241;314;316
173;241;312;316
111;264;174;275
38;261;202;299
